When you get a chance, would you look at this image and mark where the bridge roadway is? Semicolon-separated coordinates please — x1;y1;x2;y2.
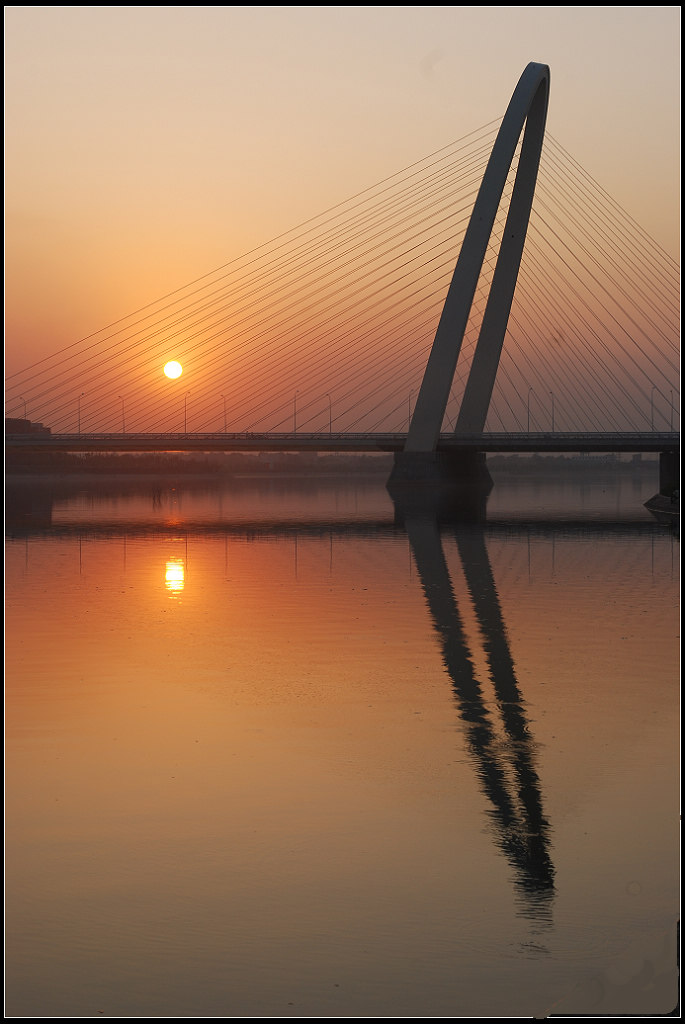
5;430;680;454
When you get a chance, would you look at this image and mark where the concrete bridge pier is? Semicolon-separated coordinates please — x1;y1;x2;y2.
388;450;492;489
644;450;679;520
658;450;679;497
387;451;493;522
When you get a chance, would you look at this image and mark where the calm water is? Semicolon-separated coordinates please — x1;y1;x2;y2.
5;470;680;1017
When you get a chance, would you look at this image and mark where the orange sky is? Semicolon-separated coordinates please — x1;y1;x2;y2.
4;6;680;385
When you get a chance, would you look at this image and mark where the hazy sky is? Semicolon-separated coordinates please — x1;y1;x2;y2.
4;6;680;376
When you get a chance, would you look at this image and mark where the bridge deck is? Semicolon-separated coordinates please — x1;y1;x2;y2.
5;431;679;454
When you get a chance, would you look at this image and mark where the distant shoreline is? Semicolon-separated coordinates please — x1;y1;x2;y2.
5;457;658;486
4;470;390;484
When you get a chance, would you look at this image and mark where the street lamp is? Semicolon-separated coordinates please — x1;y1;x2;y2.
326;393;332;435
650;386;656;429
670;390;673;431
408;390;415;432
294;390;299;433
77;392;85;434
221;394;227;433
20;396;27;420
184;392;190;433
549;391;555;432
527;387;534;432
118;395;126;434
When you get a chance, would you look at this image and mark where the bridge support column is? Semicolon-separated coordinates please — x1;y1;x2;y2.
387;451;493;521
644;450;679;520
389;450;492;487
658;450;679;497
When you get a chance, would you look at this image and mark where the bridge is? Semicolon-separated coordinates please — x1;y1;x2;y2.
5;64;680;503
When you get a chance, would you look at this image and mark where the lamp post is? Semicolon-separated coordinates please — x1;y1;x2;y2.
650;386;656;429
20;396;27;420
77;392;85;434
549;391;555;432
670;390;673;431
184;392;190;433
221;395;227;433
294;390;299;433
118;396;125;434
408;390;415;432
527;387;533;432
326;393;332;435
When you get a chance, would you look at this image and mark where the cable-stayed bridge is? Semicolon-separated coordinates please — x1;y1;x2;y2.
5;65;680;496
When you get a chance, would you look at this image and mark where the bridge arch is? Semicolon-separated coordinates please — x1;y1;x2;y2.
405;62;550;452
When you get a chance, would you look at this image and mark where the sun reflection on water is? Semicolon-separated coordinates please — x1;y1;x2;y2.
165;558;185;595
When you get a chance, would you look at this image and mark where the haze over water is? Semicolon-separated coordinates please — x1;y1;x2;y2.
4;467;679;1017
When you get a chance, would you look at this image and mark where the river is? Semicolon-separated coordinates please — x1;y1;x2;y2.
4;467;679;1017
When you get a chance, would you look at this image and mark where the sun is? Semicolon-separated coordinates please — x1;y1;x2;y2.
163;360;183;379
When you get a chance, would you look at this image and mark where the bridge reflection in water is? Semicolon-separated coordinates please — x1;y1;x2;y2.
406;515;555;921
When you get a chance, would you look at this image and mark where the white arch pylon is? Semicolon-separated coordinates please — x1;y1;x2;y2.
405;62;550;452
